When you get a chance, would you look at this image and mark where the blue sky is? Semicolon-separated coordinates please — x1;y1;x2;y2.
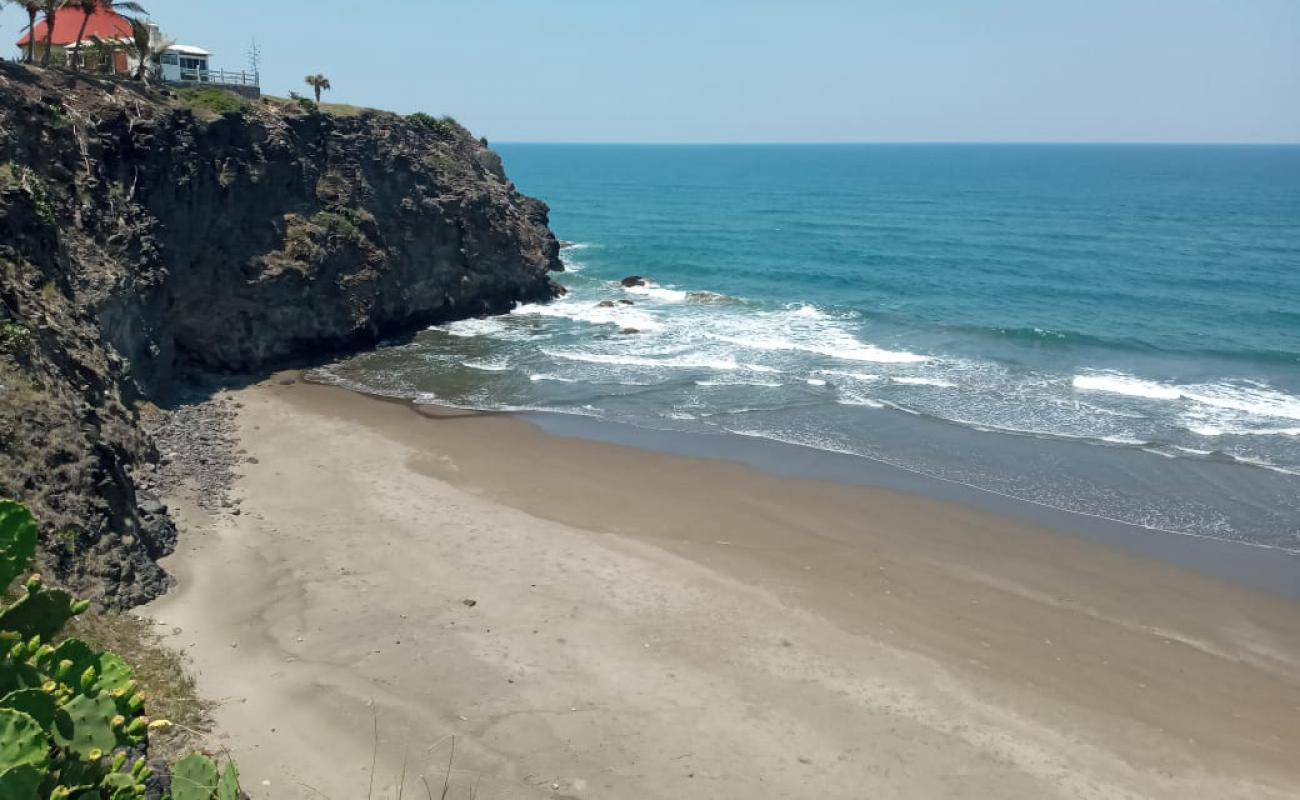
4;1;1297;143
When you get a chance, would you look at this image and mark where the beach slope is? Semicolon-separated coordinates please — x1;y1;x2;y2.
147;378;1300;799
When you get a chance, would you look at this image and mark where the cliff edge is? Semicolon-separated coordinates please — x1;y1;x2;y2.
0;64;564;606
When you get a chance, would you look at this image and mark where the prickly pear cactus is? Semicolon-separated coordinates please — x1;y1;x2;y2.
0;501;37;591
0;499;241;799
0;687;57;729
216;761;240;800
171;752;219;800
0;707;47;773
94;653;134;694
0;578;86;641
53;692;122;758
0;764;42;797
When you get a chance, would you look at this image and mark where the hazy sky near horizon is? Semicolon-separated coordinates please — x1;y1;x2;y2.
4;1;1297;143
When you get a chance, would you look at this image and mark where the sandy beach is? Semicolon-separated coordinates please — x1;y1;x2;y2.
145;376;1300;800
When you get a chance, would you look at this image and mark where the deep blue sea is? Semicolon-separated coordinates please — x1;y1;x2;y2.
324;145;1300;552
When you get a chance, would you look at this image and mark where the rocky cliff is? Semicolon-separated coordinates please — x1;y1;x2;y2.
0;65;563;606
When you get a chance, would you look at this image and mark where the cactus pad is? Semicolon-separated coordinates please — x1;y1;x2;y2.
0;708;47;773
0;501;37;592
100;771;142;800
171;753;219;800
53;693;120;758
50;639;97;679
216;760;240;800
0;688;56;730
0;765;43;798
0;586;80;642
94;653;134;695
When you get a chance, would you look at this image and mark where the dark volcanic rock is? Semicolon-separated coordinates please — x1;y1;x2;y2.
620;275;648;288
0;65;564;606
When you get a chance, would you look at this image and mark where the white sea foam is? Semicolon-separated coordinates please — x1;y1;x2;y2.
463;359;511;372
695;379;783;388
1184;422;1300;438
1095;434;1149;446
623;282;689;303
1072;373;1182;400
513;299;661;331
559;242;596;272
1073;372;1300;424
818;370;883;382
542;348;741;371
429;274;1299;490
790;303;827;318
715;333;926;364
893;376;957;388
529;373;577;383
438;317;509;337
838;396;886;409
1180;384;1300;421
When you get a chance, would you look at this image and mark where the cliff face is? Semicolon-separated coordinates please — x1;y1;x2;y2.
0;65;563;606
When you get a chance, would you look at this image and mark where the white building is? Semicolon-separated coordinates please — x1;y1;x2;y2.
156;44;212;83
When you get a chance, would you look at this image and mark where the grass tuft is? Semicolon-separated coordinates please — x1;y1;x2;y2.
178;88;251;117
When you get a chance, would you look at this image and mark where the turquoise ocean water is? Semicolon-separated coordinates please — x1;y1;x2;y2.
324;145;1300;552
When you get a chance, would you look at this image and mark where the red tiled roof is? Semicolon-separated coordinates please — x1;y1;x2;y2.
17;8;132;48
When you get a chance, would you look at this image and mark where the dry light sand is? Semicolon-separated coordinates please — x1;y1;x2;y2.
145;376;1300;800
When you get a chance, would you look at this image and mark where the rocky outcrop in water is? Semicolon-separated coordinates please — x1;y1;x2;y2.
0;65;563;606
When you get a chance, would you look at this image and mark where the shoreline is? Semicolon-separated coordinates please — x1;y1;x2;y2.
515;407;1300;597
314;371;1300;599
146;375;1300;799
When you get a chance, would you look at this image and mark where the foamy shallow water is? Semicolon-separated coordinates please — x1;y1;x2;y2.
319;259;1300;551
319;144;1300;552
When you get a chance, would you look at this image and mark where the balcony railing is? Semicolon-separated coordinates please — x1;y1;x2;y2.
172;67;260;88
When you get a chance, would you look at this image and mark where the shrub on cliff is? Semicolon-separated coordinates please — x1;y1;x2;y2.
408;112;459;138
0;499;239;799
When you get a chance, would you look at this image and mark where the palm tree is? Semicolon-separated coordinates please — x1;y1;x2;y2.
69;0;146;73
127;16;168;81
39;0;65;66
17;1;42;63
304;74;331;103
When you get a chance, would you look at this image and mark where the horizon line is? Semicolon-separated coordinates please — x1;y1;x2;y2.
491;140;1300;147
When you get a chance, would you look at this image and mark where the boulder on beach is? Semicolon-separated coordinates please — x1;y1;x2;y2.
621;275;648;288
